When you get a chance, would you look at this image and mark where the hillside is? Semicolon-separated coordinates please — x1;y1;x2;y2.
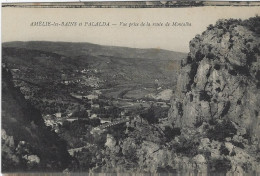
1;67;74;172
2;42;186;101
2;42;186;86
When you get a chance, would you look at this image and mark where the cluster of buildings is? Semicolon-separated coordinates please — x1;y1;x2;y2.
61;68;102;88
43;88;131;133
43;114;63;133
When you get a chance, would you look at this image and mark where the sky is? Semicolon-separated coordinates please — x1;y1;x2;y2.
2;6;260;52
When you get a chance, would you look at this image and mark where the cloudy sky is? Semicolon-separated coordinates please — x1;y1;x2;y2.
2;6;260;52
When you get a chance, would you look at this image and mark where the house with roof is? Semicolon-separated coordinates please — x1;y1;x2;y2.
100;118;112;124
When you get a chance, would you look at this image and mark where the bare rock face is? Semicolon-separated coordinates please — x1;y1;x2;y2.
169;18;260;139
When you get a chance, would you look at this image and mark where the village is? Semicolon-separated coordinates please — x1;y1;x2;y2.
41;80;138;133
42;83;170;135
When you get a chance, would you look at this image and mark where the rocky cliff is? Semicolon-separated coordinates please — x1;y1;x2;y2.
1;67;74;172
91;17;260;174
168;17;260;173
169;17;260;137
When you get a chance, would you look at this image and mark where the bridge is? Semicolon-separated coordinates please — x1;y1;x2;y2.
92;117;131;132
68;143;95;156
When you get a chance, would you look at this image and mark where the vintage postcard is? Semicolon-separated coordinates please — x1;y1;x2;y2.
1;1;260;174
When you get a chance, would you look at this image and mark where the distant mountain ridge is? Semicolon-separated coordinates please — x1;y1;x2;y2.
3;41;186;60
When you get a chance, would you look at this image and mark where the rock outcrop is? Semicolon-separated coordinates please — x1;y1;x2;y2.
169;17;260;137
168;17;260;174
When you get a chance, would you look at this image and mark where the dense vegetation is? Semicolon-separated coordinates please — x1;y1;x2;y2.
2;68;73;172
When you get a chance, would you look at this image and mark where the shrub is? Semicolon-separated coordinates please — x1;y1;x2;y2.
207;24;214;30
199;90;211;102
232;141;245;149
242;16;260;34
208;158;232;173
194;116;204;128
214;64;221;70
207;120;237;142
220;145;229;156
175;139;199;157
207;53;215;60
163;126;181;142
140;105;169;124
195;50;205;61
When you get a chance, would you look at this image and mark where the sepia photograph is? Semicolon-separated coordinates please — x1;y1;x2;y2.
1;2;260;174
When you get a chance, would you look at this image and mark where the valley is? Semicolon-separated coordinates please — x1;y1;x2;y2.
3;17;259;173
2;41;186;172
